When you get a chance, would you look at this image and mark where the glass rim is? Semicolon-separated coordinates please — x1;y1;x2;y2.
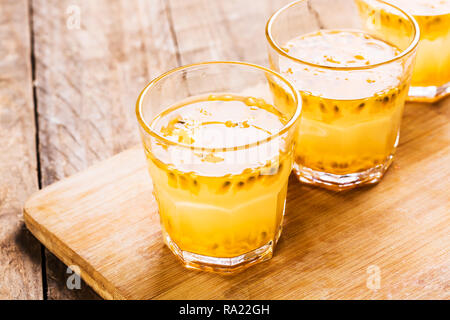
136;61;301;152
265;0;421;71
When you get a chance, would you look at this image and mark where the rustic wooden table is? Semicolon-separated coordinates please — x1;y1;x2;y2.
1;0;448;300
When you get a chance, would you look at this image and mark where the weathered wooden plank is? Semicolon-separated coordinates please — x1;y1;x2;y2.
31;0;178;299
167;0;293;65
0;0;43;299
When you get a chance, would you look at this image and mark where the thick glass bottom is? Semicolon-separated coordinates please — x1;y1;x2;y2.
162;226;281;274
408;83;450;103
293;154;394;191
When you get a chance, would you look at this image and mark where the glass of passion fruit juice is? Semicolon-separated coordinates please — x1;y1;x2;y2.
136;62;301;273
266;0;419;191
356;0;450;102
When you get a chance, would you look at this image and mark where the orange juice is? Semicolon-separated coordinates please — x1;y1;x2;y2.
357;0;450;100
277;30;409;189
145;94;292;259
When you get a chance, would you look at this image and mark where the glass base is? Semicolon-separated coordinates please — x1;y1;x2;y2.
293;154;394;191
407;83;450;103
162;227;281;274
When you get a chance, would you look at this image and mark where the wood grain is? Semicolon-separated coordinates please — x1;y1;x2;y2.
0;0;43;300
167;0;292;65
24;96;450;299
30;0;178;299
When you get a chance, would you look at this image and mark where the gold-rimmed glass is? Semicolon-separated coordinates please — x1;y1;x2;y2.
356;0;450;102
266;0;419;191
136;61;301;273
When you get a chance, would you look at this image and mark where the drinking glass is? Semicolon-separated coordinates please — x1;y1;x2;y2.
266;0;419;190
136;62;301;273
356;0;450;102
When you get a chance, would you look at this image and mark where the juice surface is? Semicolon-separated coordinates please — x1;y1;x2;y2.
146;95;291;258
281;30;402;99
150;95;287;176
279;30;408;178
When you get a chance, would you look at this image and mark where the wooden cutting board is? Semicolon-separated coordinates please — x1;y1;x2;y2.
23;101;449;300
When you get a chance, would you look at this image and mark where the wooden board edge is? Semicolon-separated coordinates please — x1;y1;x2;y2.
21;145;148;300
23;146;144;209
23;195;125;300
